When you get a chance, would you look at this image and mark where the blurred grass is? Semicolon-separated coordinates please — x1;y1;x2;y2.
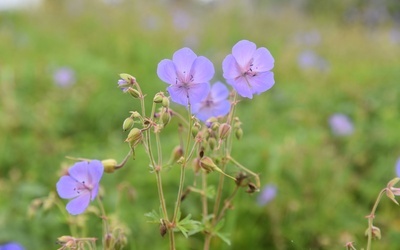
1;0;400;249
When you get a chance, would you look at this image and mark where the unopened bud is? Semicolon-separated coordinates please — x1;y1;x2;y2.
161;111;171;127
218;123;231;140
122;117;134;131
208;137;217;150
127;87;141;98
130;111;141;118
200;156;218;173
192;158;201;174
105;233;115;249
119;73;136;84
171;146;184;163
162;97;169;108
102;159;118;173
235;128;243;140
211;122;219;131
191;123;200;138
125;128;142;145
153;93;164;103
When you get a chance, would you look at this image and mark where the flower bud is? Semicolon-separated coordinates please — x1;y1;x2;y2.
161;111;171;127
191;123;200;138
105;233;115;249
192;158;201;174
119;73;136;84
171;146;184;163
102;159;118;173
122;117;134;131
127;87;141;98
218;123;231;140
200;156;218;173
153;93;164;103
208;137;217;150
235;128;243;140
125;128;142;145
130;111;141;118
162;97;169;108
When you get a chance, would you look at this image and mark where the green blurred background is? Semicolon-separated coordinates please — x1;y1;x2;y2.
1;0;400;249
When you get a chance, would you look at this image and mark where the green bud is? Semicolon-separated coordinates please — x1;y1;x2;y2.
208;137;217;150
119;73;136;84
162;97;169;108
130;111;141;118
125;128;142;145
161;111;171;127
211;122;219;131
171;146;184;163
127;87;141;98
153;93;164;103
218;123;231;140
235;128;243;140
122;117;134;131
191;125;199;138
102;159;118;173
199;156;218;173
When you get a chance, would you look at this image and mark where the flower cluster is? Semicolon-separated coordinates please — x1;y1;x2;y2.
157;40;275;120
54;39;276;250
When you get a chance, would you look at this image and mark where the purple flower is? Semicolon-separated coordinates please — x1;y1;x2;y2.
53;67;75;87
192;82;231;122
222;40;275;99
329;113;354;136
395;158;400;177
257;184;277;206
0;242;25;250
56;160;104;215
297;50;329;72
157;47;214;106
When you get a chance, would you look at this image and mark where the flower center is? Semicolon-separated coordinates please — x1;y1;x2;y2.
73;180;93;194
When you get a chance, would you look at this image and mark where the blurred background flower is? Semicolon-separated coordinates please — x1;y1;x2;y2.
257;184;277;206
52;67;76;88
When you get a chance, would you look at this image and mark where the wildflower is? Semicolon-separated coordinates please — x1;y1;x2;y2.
0;242;25;250
395;157;400;177
117;73;136;92
56;160;104;215
328;113;354;136
297;50;329;71
53;67;75;87
257;184;277;206
157;47;214;106
222;40;275;98
192;82;231;122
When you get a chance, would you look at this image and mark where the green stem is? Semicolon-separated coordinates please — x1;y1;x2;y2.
227;155;260;189
172;103;193;223
366;188;386;250
96;196;109;250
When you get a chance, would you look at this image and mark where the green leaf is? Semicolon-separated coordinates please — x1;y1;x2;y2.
144;210;161;224
175;214;203;238
215;232;231;246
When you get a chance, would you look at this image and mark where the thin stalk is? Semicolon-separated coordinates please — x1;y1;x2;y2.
366;188;386;250
216;186;239;222
227;155;260;188
172;103;193;223
96;196;109;250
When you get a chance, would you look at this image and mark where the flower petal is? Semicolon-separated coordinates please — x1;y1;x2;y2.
190;56;215;83
56;176;79;199
157;59;177;85
252;47;274;72
210;82;229;102
211;100;231;117
173;47;197;83
66;191;91;215
68;161;90;184
87;160;104;185
249;71;275;95
232;40;256;70
187;82;210;105
228;77;253;99
222;54;241;80
167;85;190;106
